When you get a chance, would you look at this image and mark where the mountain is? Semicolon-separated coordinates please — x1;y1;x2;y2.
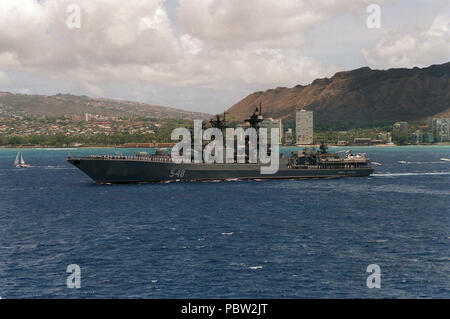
226;62;450;127
0;92;211;120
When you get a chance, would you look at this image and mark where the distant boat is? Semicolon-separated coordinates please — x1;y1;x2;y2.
440;158;450;162
14;152;31;168
398;161;408;164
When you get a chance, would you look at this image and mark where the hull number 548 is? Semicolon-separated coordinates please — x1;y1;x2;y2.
169;169;185;178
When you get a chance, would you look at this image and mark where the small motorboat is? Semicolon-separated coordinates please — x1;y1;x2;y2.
440;158;450;162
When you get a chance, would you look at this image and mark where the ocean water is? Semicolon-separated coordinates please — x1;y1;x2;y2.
0;146;448;298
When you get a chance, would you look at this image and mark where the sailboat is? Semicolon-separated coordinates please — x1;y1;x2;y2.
14;152;31;168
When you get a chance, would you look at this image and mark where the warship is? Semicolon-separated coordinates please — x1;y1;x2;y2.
67;107;374;183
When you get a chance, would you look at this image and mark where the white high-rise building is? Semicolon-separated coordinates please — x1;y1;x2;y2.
428;118;450;142
296;110;313;145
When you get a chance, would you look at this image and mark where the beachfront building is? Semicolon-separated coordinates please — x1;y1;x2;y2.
428;118;450;142
296;110;313;145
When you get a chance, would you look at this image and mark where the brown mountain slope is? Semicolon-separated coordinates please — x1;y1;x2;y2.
226;62;450;126
0;92;211;120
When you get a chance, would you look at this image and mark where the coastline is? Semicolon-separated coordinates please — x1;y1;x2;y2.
285;143;450;148
1;143;449;150
0;145;119;149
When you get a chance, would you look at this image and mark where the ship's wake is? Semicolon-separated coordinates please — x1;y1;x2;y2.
373;172;450;177
398;161;449;164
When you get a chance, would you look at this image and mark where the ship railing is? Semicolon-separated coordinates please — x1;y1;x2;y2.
318;158;342;163
342;158;368;163
89;154;172;162
133;156;172;162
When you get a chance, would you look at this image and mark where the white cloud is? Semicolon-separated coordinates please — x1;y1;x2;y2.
180;34;203;55
0;1;386;87
361;6;450;68
81;82;104;97
181;48;335;88
18;87;31;95
1;0;445;114
0;70;11;85
0;0;179;76
0;0;342;92
177;0;372;49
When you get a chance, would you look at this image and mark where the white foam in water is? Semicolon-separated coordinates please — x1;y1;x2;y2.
373;172;450;177
43;166;76;170
398;161;448;164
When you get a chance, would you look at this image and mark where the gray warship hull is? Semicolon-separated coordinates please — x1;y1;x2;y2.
67;157;374;184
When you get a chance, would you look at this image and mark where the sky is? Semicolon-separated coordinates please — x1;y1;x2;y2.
0;0;448;114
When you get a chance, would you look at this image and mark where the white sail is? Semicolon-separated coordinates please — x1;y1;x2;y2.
20;153;25;165
14;152;20;166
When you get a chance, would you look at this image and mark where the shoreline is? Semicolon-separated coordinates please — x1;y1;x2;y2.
0;145;119;149
1;143;449;149
285;143;450;148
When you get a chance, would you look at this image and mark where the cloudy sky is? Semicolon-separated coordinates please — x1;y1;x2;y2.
0;0;448;114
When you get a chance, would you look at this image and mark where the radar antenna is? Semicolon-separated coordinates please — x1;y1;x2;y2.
244;102;264;129
209;112;227;130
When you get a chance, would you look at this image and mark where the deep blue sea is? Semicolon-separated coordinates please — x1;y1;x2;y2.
0;146;448;298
